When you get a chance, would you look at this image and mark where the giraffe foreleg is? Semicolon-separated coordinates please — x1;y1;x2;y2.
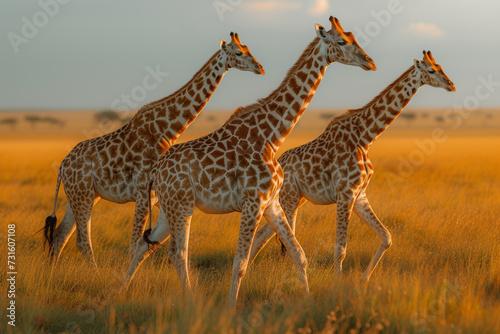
353;193;392;284
333;194;356;276
263;200;309;295
248;222;274;265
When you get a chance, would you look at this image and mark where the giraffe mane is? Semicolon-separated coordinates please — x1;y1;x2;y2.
225;37;320;123
327;66;414;126
136;50;221;113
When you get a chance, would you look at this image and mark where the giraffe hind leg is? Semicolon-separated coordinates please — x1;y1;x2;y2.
65;173;100;267
121;207;170;291
73;201;99;267
50;202;76;264
248;223;275;265
263;201;309;295
276;196;303;257
249;190;302;265
227;202;263;309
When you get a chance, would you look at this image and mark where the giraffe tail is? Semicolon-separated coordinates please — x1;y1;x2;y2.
143;178;159;247
276;235;287;256
43;164;63;255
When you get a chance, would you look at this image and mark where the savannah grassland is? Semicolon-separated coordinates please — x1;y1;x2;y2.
1;110;499;334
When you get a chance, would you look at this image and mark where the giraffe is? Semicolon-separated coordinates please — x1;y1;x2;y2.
249;51;455;284
121;16;377;308
43;32;265;266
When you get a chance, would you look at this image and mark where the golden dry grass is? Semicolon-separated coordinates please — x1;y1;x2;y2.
0;110;499;333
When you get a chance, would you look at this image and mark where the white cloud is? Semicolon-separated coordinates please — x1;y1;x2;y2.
308;0;329;16
242;1;301;11
407;22;445;38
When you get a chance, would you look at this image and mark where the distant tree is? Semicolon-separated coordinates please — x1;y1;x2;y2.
442;113;460;128
435;115;445;123
400;112;417;126
25;115;42;129
0;118;18;130
482;113;494;127
207;115;217;122
421;112;429;119
95;110;122;123
41;116;65;128
320;112;336;120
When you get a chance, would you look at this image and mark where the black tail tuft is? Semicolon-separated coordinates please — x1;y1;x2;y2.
276;235;287;257
44;215;57;256
143;228;159;249
279;239;287;257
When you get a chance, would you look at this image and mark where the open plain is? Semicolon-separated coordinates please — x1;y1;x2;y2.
1;109;499;333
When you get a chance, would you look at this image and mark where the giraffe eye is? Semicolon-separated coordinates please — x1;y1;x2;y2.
337;40;347;46
428;70;436;74
235;51;243;56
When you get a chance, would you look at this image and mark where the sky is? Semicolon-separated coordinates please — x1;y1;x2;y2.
1;0;500;112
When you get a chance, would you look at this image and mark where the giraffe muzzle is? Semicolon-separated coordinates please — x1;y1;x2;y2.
447;81;456;92
256;64;266;75
364;56;377;71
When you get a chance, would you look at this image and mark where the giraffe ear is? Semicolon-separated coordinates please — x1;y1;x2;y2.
315;24;328;40
220;39;227;51
413;59;422;69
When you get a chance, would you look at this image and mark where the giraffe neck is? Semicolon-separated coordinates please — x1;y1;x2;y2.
225;38;327;151
128;50;228;150
354;66;421;149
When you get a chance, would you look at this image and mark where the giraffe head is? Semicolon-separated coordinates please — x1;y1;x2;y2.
315;16;377;71
220;32;265;75
414;51;455;92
